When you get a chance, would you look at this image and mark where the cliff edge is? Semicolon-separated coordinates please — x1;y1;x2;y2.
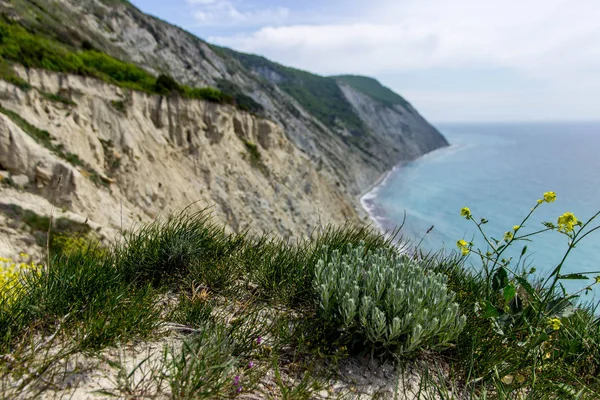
0;0;448;256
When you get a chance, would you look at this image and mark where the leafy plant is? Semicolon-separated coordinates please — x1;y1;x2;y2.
163;325;237;399
451;192;600;396
314;244;466;356
154;73;182;95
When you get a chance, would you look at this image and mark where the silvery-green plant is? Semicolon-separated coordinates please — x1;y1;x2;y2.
314;244;466;355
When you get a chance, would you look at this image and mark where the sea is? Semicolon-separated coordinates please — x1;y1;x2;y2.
362;122;600;298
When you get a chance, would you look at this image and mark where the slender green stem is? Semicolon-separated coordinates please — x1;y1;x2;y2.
539;212;600;318
480;202;543;287
514;227;553;241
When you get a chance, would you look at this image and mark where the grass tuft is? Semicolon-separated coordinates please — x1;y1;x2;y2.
0;206;598;398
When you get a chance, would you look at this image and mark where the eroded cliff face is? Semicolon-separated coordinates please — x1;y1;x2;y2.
0;67;356;256
0;0;451;258
5;0;447;198
337;83;448;162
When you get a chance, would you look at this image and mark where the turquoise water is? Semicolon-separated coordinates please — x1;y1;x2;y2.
363;122;600;296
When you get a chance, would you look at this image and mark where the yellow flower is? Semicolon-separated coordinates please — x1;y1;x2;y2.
557;212;580;233
1;254;40;306
513;225;520;231
543;191;556;203
503;231;513;242
456;239;470;255
537;199;543;204
547;317;562;331
460;207;472;219
595;276;600;284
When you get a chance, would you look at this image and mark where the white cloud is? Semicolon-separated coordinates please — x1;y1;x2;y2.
204;0;600;121
212;0;599;76
187;0;289;27
403;88;600;122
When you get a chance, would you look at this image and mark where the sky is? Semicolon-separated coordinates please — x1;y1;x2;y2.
129;0;600;123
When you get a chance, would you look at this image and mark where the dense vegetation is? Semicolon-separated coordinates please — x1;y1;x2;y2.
0;194;598;398
216;47;366;134
0;19;256;111
333;75;412;109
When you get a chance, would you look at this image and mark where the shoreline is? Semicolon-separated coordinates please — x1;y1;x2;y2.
359;143;456;231
358;161;408;239
358;144;454;243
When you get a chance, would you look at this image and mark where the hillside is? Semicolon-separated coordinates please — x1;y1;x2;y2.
0;0;447;191
1;2;599;399
0;0;447;256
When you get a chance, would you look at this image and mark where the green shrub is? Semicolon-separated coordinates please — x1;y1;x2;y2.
242;140;268;176
110;100;126;113
218;48;365;133
51;233;105;258
314;244;466;356
0;20;248;110
154;73;182;95
78;50;156;91
333;75;411;109
183;86;234;104
216;79;264;115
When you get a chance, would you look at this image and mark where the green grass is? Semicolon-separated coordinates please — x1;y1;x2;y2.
0;210;598;398
242;140;269;176
426;252;600;398
40;91;76;106
0;19;251;111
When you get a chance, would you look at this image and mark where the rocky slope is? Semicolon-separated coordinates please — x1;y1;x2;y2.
0;0;448;256
0;66;357;255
